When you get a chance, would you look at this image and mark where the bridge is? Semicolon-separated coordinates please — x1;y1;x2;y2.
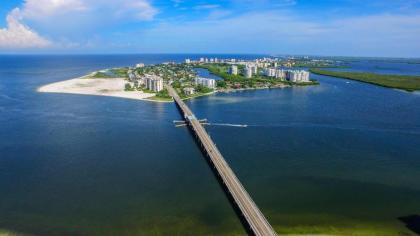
167;85;277;236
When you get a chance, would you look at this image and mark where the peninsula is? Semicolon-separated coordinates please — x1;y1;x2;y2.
38;57;320;102
310;68;420;92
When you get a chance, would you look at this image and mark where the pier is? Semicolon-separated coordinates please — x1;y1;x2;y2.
167;85;277;236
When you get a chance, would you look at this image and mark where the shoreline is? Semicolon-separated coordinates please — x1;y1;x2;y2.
309;68;420;92
38;71;313;103
217;84;290;93
37;74;165;102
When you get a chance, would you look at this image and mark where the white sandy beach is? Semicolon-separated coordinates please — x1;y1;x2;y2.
38;76;157;101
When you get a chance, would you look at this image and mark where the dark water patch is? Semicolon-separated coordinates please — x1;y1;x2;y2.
398;215;420;235
194;68;222;80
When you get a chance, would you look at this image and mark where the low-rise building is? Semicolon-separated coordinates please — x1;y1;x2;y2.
136;63;145;68
183;87;195;95
195;77;216;89
185;59;191;64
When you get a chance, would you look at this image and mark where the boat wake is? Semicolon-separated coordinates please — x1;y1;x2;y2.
210;123;248;128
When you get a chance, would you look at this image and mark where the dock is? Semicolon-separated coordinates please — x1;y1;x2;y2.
167;85;277;236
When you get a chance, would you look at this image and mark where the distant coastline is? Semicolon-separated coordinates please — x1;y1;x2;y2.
310;68;420;92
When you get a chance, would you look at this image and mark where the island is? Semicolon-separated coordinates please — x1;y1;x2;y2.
310;68;420;92
38;57;320;102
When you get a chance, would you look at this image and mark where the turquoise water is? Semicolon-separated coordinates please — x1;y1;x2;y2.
1;55;420;235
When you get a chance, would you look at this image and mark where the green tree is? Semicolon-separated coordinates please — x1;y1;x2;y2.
125;83;133;91
216;80;227;88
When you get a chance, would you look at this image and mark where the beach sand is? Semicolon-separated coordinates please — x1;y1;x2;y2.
38;76;157;101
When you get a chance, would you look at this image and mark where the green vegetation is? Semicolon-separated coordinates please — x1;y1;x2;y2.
124;83;135;91
197;64;245;80
195;84;213;94
110;68;129;78
310;68;420;92
92;71;113;78
141;88;155;94
156;89;171;99
216;80;227;88
175;86;215;100
171;80;181;88
147;88;173;101
282;80;320;86
91;68;128;79
134;63;195;82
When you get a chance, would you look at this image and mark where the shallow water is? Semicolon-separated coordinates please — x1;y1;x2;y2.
1;55;420;235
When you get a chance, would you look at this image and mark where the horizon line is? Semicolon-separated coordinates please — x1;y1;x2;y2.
0;53;419;60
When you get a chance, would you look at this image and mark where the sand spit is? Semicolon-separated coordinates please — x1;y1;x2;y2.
38;76;157;101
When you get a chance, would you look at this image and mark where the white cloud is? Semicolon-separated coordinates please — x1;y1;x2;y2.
20;0;157;21
21;0;87;19
0;8;51;49
0;0;158;50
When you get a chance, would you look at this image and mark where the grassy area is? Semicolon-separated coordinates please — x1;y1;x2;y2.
178;89;215;100
91;68;129;79
310;68;420;92
110;68;129;78
147;88;173;101
91;71;113;78
141;88;156;94
197;64;245;81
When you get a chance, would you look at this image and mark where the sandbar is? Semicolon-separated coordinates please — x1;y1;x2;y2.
38;76;158;101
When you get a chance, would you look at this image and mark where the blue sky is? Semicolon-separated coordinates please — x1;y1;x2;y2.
1;0;420;57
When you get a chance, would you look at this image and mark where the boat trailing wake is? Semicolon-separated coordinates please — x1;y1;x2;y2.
209;123;248;128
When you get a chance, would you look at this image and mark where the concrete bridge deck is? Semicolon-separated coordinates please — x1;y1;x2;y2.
167;86;277;236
